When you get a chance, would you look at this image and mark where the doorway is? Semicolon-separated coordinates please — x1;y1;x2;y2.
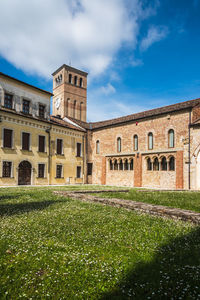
18;161;32;185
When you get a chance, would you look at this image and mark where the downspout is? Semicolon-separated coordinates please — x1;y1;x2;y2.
188;109;192;190
82;134;85;184
46;125;52;185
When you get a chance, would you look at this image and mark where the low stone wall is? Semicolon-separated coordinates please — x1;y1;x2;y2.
54;190;200;225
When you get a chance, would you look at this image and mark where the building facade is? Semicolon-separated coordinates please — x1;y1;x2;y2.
1;64;200;189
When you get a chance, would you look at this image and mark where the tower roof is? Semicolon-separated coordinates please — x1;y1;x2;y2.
52;64;88;77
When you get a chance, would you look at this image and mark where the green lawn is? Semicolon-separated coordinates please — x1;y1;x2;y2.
0;187;200;299
94;189;200;213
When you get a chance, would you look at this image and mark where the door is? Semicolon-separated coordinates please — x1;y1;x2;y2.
18;161;32;185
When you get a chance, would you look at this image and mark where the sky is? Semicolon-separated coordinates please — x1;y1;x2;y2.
0;0;200;122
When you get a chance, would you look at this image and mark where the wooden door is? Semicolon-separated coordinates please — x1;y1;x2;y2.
18;161;31;185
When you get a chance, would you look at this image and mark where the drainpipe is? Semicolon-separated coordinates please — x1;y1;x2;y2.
82;134;85;184
46;125;52;185
188;109;192;190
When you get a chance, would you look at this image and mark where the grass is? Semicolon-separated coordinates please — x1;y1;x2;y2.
94;189;200;213
0;187;200;299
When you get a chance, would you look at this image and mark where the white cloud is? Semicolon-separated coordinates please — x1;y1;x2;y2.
140;25;169;51
100;83;116;95
0;0;160;79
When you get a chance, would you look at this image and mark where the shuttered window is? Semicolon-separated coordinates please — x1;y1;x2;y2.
87;163;93;175
2;162;12;177
38;164;45;178
3;129;13;148
77;143;81;157
38;136;45;152
57;139;63;155
22;132;30;150
77;166;81;178
56;165;62;178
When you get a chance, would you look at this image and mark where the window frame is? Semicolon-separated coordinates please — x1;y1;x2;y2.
76;142;82;157
21;132;31;151
56;138;63;155
117;137;122;153
96;140;100;154
2;161;13;178
56;164;63;178
38;163;46;178
3;128;13;149
4;92;13;109
38;104;46;119
148;132;153;150
76;166;82;178
168;129;175;148
38;135;46;153
22;98;31;115
134;134;138;151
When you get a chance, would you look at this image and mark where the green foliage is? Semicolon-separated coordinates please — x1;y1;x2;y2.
97;189;200;212
0;187;200;299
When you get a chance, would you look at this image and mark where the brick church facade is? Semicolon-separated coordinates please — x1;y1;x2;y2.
1;64;200;189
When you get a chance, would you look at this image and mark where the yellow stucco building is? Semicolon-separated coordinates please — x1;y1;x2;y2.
0;66;86;186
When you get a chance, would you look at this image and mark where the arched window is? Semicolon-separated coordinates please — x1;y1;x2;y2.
96;140;100;154
80;78;83;87
147;157;152;171
130;159;134;170
119;159;123;170
66;98;70;116
74;76;77;85
168;129;174;148
110;160;113;170
73;100;76;118
117;137;121;152
148;132;153;150
69;74;72;83
134;135;138;151
124;159;128;170
153;157;159;171
169;156;175;171
161;157;167;171
114;160;118;170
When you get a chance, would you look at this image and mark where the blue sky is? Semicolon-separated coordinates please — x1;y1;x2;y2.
0;0;200;121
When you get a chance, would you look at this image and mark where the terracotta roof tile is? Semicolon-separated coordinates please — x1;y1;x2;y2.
50;116;85;132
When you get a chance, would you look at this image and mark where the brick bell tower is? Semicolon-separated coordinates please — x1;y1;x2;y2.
52;64;88;122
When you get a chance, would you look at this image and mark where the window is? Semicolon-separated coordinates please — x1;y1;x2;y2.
22;132;30;151
80;78;83;87
169;156;175;171
38;135;45;152
38;164;45;178
56;139;63;155
134;135;138;151
130;159;134;171
110;160;113;170
148;132;153;150
2;161;12;178
168;129;174;148
161;157;167;171
96;140;100;154
22;99;30;114
117;137;121;152
3;129;13;148
80;102;83;120
87;163;93;176
39;104;45;118
4;93;13;109
56;165;63;178
77;166;81;178
69;74;72;83
114;160;118;170
77;143;81;157
147;157;152;171
153;157;159;171
124;159;128;170
74;76;77;85
119;159;123;170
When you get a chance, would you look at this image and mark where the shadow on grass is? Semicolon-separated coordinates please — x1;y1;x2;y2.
0;194;23;201
101;226;200;300
0;200;64;217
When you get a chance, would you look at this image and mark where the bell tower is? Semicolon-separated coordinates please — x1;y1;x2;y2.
52;64;88;122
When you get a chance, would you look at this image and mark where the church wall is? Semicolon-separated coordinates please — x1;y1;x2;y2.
90;110;190;189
